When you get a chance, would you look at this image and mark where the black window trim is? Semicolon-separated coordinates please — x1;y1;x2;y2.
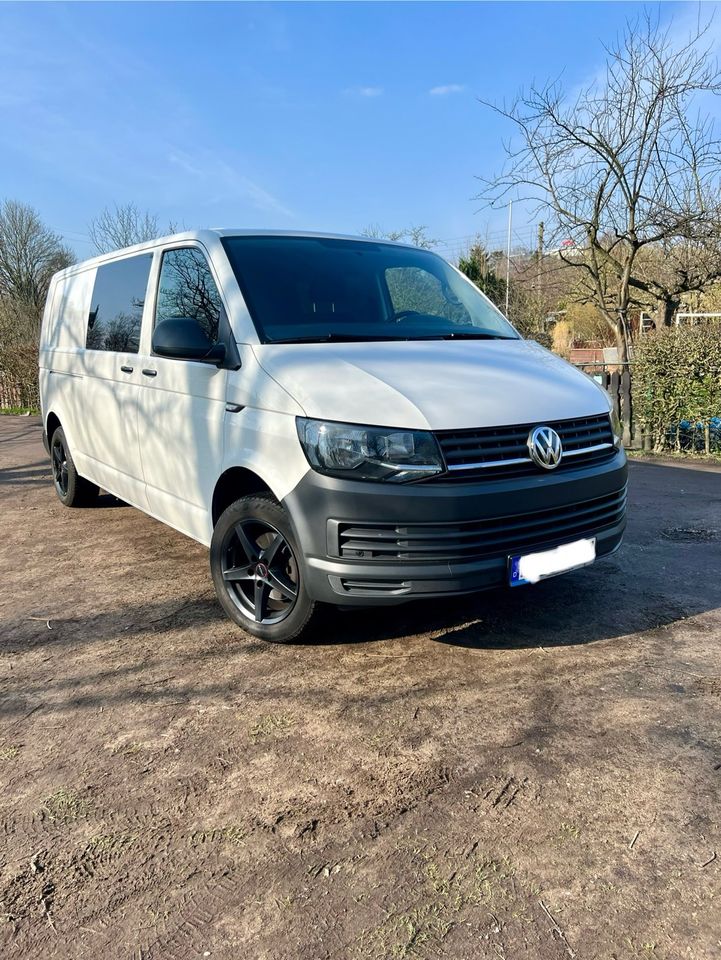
149;242;240;369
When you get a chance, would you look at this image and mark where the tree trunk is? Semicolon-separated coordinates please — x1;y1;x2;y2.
614;325;632;446
657;296;680;327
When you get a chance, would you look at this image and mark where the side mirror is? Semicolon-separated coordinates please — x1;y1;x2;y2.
152;318;227;366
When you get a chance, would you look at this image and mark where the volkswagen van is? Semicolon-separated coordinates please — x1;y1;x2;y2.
39;230;627;642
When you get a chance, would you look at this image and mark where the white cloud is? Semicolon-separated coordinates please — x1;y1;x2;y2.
347;85;383;98
168;150;294;220
429;84;465;96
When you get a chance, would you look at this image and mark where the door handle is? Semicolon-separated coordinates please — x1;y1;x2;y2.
120;365;133;373
142;369;157;377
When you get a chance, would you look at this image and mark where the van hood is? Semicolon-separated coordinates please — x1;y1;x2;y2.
251;339;610;431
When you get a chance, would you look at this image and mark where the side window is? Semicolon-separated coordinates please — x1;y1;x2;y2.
86;254;152;353
155;247;222;344
385;266;472;324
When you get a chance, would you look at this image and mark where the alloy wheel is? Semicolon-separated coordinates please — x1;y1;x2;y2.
52;436;69;497
221;518;299;624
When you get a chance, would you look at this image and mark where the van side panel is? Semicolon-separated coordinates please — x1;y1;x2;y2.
39;268;96;459
137;357;227;545
40;264;150;509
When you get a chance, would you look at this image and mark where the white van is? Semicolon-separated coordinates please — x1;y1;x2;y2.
40;230;627;642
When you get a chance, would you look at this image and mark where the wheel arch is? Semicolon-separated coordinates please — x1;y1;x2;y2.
211;466;277;527
46;410;62;443
44;409;83;467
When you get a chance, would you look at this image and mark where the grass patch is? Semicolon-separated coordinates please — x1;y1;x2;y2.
0;746;20;761
191;825;246;846
356;905;453;959
86;832;137;853
355;855;521;958
0;406;39;415
250;713;295;741
556;821;582;843
42;788;91;824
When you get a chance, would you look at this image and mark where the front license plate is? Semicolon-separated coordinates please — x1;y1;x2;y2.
509;538;596;587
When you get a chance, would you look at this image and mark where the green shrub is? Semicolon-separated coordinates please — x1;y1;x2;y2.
634;324;721;452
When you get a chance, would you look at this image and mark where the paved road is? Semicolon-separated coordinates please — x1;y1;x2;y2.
1;416;720;960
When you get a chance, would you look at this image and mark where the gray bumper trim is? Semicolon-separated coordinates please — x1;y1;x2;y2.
282;450;628;606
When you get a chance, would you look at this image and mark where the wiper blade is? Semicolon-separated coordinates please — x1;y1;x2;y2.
421;332;516;341
268;333;410;344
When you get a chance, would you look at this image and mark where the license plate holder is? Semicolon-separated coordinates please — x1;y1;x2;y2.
509;537;596;587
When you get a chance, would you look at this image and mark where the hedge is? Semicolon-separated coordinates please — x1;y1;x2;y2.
633;324;721;453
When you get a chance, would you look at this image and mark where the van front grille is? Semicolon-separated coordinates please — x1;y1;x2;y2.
337;486;627;563
433;414;616;481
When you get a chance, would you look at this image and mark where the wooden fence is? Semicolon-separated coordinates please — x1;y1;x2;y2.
573;362;635;446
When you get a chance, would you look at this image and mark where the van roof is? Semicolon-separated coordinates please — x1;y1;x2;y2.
53;229;419;279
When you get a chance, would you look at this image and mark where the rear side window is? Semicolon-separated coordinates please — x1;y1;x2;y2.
155;247;222;344
86;254;152;353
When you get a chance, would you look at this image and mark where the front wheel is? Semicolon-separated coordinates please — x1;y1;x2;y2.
50;426;99;507
210;493;317;642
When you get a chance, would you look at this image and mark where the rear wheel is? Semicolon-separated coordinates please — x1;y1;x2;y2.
210;493;317;642
50;426;99;507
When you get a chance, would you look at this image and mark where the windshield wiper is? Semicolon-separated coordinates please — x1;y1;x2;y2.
421;331;517;341
267;333;411;344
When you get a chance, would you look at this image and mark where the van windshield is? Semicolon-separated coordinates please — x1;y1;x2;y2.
221;236;518;343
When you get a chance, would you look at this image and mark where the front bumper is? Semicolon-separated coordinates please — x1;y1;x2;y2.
282;449;627;606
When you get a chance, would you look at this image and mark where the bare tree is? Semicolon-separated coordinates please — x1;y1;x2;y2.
88;202;178;254
0;201;74;408
477;14;721;385
360;224;438;249
636;232;721;325
0;199;74;310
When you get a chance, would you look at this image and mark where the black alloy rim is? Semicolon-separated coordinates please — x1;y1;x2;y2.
221;518;299;624
52;436;69;496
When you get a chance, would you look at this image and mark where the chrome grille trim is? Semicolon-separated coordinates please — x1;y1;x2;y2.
562;442;614;458
433;414;616;481
447;456;531;472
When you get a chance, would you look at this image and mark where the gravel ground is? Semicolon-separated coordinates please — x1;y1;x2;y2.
1;415;720;959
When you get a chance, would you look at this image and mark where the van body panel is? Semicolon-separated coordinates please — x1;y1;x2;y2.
252;338;610;431
223;406;311;505
77;349;148;505
136;356;227;538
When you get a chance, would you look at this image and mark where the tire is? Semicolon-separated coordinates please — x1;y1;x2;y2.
50;426;99;507
210;493;318;643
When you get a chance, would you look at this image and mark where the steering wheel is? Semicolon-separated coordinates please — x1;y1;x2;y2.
393;309;423;322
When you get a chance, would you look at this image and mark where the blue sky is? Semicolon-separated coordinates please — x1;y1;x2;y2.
1;1;717;260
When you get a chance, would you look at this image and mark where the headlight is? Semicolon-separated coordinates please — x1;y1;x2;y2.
296;418;444;482
610;408;623;447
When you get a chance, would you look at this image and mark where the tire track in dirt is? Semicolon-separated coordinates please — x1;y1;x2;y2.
1;761;456;958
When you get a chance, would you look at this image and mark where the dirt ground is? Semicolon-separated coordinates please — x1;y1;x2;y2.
1;415;720;960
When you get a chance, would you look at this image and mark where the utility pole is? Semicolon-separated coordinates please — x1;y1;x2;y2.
536;220;544;294
505;200;512;316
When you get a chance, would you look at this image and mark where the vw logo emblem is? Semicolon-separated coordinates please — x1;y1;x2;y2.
528;425;563;470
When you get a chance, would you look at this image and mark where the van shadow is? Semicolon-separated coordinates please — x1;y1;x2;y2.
96;492;128;509
9;461;721;657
